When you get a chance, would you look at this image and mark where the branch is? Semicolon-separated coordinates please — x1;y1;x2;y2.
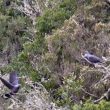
93;88;110;103
81;88;98;98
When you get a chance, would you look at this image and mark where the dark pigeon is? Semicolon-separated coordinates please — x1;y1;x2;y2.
82;51;103;65
0;71;20;99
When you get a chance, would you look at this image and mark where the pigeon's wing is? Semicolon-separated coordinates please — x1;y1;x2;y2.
0;77;14;90
9;72;19;86
87;55;102;63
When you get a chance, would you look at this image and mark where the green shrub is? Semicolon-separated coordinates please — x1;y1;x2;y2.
71;100;110;110
36;0;77;34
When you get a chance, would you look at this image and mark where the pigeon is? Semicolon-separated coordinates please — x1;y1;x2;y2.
81;51;103;65
0;71;20;99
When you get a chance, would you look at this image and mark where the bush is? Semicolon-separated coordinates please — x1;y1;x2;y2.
36;0;77;34
71;100;110;110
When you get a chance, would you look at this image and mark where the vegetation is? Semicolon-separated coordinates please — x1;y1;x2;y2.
0;0;110;109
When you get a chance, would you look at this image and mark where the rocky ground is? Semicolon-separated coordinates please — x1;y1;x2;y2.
0;74;68;110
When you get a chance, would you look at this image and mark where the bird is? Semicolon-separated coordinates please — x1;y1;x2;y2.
106;0;110;5
0;71;20;99
4;0;11;6
81;51;103;65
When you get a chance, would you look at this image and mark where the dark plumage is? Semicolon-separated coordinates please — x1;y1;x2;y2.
4;0;11;6
0;71;20;99
106;0;110;5
82;51;103;65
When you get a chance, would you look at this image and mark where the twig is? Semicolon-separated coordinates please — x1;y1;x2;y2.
11;96;23;105
93;88;110;103
81;88;98;98
93;95;105;104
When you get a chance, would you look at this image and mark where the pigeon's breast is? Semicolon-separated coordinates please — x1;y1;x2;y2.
12;86;20;93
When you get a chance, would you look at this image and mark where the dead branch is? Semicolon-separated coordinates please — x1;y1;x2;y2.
81;88;98;98
93;88;110;103
93;64;110;87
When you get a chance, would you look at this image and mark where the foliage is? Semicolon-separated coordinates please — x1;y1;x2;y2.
0;0;110;109
36;0;77;34
53;74;83;106
71;100;110;110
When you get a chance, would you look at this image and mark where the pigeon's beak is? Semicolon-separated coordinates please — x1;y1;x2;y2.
81;53;84;58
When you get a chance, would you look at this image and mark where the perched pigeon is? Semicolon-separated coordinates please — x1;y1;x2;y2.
81;51;103;65
0;71;20;99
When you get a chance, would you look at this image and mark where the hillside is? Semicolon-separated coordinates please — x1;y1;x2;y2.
0;0;110;110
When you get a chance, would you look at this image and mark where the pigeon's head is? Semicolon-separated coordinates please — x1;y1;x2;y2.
81;51;90;57
84;51;90;55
